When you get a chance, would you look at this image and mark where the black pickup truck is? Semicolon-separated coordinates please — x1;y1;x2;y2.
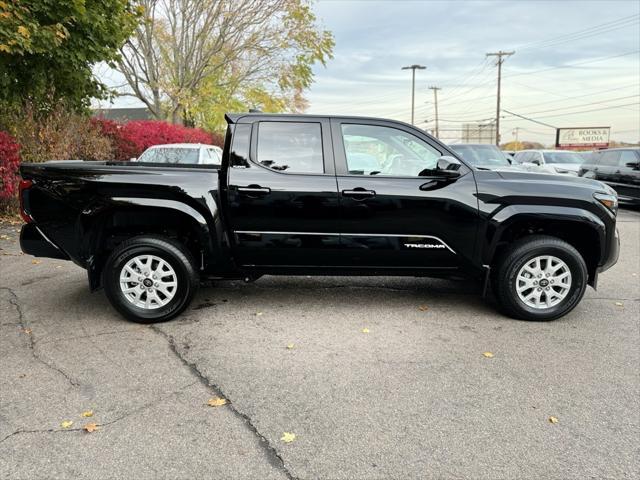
19;113;619;323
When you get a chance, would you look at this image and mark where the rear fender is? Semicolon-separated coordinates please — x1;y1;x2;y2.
79;197;232;290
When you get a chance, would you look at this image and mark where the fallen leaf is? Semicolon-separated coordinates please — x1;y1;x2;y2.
81;410;94;418
548;416;559;424
418;305;429;311
281;432;296;443
361;328;370;334
23;328;32;335
207;396;228;407
83;422;98;432
255;311;263;316
615;302;624;307
60;420;73;429
286;343;295;350
55;265;62;269
31;259;41;265
18;373;26;378
0;234;10;240
482;352;494;358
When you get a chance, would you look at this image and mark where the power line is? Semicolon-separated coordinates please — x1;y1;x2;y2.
503;50;640;79
512;14;640;52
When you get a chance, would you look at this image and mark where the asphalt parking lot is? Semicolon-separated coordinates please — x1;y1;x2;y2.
1;208;638;480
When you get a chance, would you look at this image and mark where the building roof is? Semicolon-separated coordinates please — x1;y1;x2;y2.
93;107;153;122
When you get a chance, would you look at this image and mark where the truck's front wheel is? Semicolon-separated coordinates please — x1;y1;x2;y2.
103;236;198;323
493;235;588;321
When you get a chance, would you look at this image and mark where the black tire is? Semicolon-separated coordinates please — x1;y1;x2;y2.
102;236;198;323
493;235;588;321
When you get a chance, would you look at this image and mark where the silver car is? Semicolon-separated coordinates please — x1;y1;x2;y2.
134;143;223;166
512;150;585;175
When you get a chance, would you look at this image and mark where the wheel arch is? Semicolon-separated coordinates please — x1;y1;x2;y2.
77;197;230;290
483;205;606;286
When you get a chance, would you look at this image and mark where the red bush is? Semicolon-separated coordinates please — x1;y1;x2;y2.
0;130;21;203
92;118;220;161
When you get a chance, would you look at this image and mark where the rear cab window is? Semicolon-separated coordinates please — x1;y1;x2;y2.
256;122;324;174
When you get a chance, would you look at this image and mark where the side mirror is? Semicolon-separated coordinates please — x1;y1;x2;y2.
531;159;541;166
130;157;137;162
625;161;640;170
437;155;462;172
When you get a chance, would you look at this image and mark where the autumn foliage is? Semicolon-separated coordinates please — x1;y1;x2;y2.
92;119;222;161
0;130;21;204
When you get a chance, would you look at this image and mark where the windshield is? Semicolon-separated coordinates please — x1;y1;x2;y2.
543;152;585;164
450;145;510;167
137;147;200;164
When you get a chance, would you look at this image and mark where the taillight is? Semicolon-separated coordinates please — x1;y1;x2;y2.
19;179;33;223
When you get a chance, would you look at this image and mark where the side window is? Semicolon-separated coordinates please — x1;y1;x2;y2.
620;150;638;167
257;122;324;174
512;152;525;164
599;151;620;166
204;148;221;165
341;124;440;176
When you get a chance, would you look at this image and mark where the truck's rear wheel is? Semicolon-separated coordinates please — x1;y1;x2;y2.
493;235;588;321
103;236;198;323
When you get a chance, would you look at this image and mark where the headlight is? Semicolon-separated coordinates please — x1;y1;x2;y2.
594;192;618;214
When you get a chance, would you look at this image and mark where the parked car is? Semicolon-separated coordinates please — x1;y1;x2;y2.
579;148;640;205
512;149;585;175
134;143;223;166
19;113;619;323
448;144;512;168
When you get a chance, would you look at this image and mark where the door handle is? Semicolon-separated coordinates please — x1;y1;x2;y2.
237;185;271;196
342;188;376;200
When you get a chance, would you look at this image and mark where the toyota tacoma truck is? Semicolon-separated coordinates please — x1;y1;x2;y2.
19;113;619;323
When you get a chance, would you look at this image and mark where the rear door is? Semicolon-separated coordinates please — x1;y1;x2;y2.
331;118;479;270
595;150;621;183
225;117;341;268
612;150;640;201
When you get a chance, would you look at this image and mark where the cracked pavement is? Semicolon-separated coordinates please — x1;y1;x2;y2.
1;208;639;479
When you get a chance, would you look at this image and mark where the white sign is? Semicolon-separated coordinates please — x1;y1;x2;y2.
556;127;610;149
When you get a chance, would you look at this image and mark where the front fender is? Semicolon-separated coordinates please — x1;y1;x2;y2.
480;204;607;266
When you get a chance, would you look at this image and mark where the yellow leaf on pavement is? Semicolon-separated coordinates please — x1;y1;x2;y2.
81;410;94;418
23;328;32;335
281;432;296;443
207;396;228;407
418;305;429;311
286;343;295;350
482;352;494;358
255;311;263;316
615;302;624;307
548;416;559;424
361;328;370;334
83;422;98;432
60;420;73;429
31;259;41;265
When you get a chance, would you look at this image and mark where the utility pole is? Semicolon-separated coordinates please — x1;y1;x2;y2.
402;64;426;125
428;86;441;139
486;50;514;146
512;127;520;150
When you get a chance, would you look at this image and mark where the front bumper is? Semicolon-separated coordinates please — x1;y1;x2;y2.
598;227;620;274
20;223;69;260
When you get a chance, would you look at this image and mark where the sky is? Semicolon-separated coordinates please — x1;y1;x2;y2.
103;0;640;145
304;0;640;145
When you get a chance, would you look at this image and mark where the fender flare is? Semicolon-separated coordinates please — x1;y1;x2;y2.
480;204;607;266
78;197;230;289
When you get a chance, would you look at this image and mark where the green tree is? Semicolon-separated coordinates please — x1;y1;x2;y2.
117;0;334;129
0;0;140;111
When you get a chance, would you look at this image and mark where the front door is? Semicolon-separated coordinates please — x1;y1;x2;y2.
225;118;340;268
332;119;479;271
